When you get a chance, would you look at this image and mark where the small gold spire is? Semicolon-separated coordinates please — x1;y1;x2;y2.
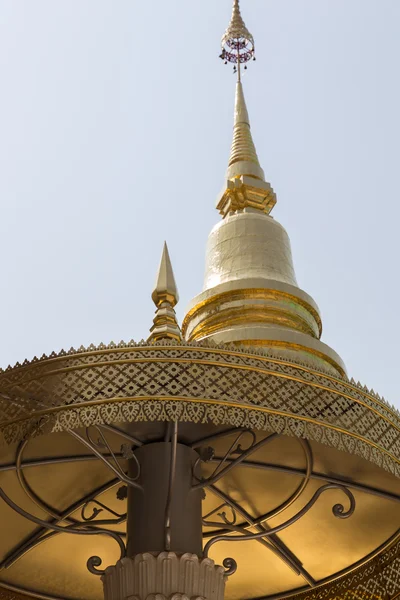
216;84;277;216
148;243;182;343
151;242;179;308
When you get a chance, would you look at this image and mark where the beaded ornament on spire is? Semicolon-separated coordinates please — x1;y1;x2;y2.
217;0;276;217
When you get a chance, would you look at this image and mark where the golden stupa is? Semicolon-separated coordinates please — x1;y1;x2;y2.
0;2;399;600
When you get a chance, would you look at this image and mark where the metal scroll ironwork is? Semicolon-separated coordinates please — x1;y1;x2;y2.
0;422;383;591
196;429;356;583
201;435;316;585
203;502;237;527
81;499;125;523
15;438;128;529
0;486;126;576
192;430;279;491
203;483;356;570
0;424;142;576
0;422;187;578
69;426;142;490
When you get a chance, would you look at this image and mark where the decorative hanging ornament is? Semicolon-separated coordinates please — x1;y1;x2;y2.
220;0;255;67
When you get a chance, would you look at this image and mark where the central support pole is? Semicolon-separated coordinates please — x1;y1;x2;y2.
127;441;203;556
102;438;226;600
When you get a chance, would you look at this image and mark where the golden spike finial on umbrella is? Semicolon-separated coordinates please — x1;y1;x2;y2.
148;242;182;343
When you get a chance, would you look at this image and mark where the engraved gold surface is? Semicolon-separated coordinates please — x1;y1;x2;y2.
238;338;346;376
0;341;397;474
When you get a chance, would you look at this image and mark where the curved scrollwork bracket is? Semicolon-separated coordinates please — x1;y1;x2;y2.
222;557;237;577
203;502;237;527
193;432;278;491
0;487;126;576
81;499;126;523
203;483;356;565
69;428;143;492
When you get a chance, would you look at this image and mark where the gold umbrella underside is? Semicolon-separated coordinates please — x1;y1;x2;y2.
0;341;398;600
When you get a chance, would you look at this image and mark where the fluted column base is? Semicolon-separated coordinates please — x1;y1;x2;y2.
102;553;226;600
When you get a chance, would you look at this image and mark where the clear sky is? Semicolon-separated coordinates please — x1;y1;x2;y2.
0;1;399;405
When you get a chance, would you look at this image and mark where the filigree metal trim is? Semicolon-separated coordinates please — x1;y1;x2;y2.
0;343;398;481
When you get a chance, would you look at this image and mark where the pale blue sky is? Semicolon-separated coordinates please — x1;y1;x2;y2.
0;1;399;405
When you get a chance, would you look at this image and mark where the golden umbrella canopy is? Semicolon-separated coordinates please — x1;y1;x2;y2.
0;339;399;599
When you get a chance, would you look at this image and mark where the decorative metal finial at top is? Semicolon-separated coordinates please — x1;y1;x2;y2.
214;1;277;217
220;0;255;78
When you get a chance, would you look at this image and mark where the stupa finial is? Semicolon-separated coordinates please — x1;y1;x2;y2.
148;243;182;343
216;0;277;217
220;0;255;80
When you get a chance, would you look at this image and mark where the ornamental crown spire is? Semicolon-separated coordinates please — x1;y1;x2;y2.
220;0;255;80
217;0;276;217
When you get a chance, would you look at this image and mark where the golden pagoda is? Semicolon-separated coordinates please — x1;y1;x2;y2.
0;2;399;600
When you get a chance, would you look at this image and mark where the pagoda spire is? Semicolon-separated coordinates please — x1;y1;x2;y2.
227;80;264;182
222;0;261;179
217;0;276;217
184;0;346;380
148;242;182;343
